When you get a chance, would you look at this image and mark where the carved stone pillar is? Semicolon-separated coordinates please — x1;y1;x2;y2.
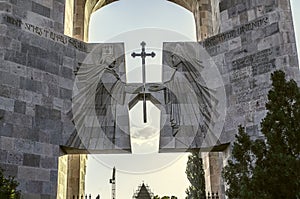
202;152;225;199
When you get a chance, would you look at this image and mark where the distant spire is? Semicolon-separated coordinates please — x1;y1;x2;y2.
110;167;116;199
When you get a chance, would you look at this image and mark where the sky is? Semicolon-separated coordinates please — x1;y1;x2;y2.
85;0;300;198
291;0;300;63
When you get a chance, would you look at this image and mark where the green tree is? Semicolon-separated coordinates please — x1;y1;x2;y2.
222;126;265;199
223;70;300;199
185;150;206;199
0;169;20;199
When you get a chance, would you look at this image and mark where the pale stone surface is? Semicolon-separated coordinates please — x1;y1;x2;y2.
57;154;87;199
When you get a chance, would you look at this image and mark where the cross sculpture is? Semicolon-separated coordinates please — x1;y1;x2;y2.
131;41;156;123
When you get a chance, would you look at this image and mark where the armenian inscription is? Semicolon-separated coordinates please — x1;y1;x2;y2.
232;49;273;70
230;48;274;82
204;16;269;48
230;48;275;104
4;15;86;51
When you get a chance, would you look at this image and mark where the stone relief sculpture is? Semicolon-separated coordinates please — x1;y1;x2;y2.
167;43;219;129
68;42;226;152
159;42;226;151
68;44;141;152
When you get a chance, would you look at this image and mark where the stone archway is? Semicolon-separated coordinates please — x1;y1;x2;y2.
63;1;223;197
1;0;299;198
64;0;221;42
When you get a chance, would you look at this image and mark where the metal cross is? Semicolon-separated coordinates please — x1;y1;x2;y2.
131;41;156;123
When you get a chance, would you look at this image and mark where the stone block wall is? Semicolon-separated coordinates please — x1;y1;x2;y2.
0;0;65;33
0;5;87;197
206;1;299;197
208;0;300;141
0;4;129;197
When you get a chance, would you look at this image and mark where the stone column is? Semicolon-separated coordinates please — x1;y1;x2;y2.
190;0;221;41
202;152;225;199
73;0;87;41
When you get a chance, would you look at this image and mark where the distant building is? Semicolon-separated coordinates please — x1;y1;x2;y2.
132;183;154;199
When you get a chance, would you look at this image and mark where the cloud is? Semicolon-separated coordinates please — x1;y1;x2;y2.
131;125;160;154
131;125;159;140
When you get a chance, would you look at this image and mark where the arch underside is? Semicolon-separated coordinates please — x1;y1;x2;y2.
68;0;219;42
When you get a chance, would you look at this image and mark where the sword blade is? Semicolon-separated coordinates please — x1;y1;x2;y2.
142;59;147;123
143;91;147;123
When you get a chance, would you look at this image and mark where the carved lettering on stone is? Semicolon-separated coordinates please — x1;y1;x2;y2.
204;16;269;48
4;15;86;51
230;48;274;83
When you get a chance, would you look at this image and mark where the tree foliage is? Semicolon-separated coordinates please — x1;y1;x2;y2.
222;70;300;199
153;196;177;199
185;150;206;199
0;169;20;199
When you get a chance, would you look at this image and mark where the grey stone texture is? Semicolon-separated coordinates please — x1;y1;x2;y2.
0;0;299;198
